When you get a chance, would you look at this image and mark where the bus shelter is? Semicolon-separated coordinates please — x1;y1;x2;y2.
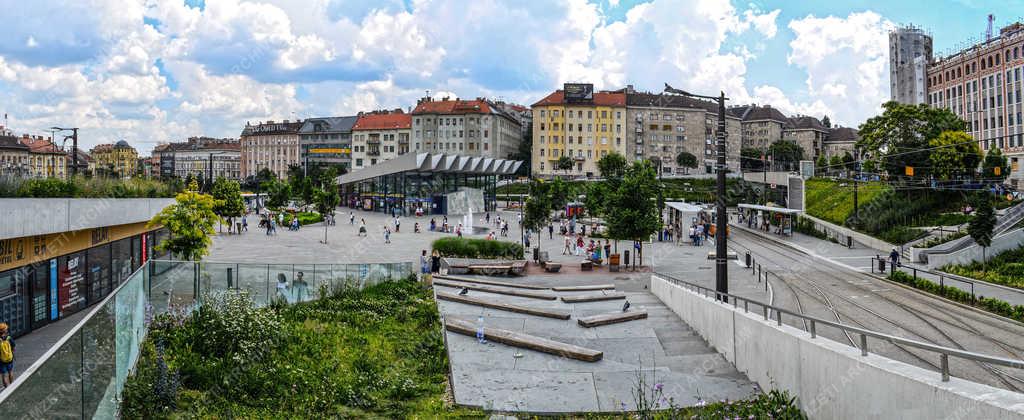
737;203;802;236
337;153;522;216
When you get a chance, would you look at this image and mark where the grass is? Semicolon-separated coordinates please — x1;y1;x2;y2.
942;245;1024;289
122;278;483;418
804;177;887;226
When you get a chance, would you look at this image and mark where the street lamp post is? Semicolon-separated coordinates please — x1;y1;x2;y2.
664;84;729;302
51;127;79;177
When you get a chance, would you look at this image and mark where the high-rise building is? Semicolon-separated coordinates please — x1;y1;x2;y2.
890;25;933;105
531;84;627;177
299;116;358;173
927;22;1024;186
350;110;411;172
411;97;523;159
240;120;303;179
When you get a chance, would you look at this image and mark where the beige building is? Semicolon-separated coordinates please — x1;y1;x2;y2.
411;97;523;159
240;120;303;179
21;135;67;179
531;84;627;177
782;116;829;161
927;22;1024;186
160;137;241;180
729;105;789;151
90;140;138;179
0;133;31;177
350;110;411;172
822;127;859;159
624;89;742;174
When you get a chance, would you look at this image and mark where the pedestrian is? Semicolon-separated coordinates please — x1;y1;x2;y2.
0;323;15;388
395;216;401;233
293;271;308;302
420;250;431;277
604;240;611;259
414;222;421;233
349;212;355;225
575;235;584;256
563;235;572;255
242;217;248;232
524;232;531;248
486;212;491;224
688;225;696;246
384;226;391;244
275;273;290;304
456;223;463;237
431;249;441;274
889;247;900;268
430;218;436;231
548;224;554;239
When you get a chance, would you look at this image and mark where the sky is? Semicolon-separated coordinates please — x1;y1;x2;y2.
1;0;1023;154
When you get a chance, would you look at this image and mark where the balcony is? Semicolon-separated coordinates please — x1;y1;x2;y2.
367;150;381;156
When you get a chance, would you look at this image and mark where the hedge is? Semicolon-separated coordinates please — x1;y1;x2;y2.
294;212;323;225
431;237;524;259
887;270;1024;322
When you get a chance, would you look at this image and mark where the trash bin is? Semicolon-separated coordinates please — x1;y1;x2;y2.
533;247;540;261
877;258;887;273
744;252;751;267
539;251;549;263
609;253;620;272
623;250;630;267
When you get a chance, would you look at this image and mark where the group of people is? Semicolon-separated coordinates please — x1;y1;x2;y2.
274;271;311;304
562;234;610;262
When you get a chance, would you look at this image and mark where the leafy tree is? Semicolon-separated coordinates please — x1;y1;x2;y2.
605;160;662;267
982;147;1010;182
768;140;804;171
857;101;965;181
148;180;220;261
862;159;877;175
256;168;276;182
967;194;997;271
739;148;762;171
265;180;292;208
522;179;553;251
929;131;981;179
675;151;699;173
822;115;832;128
210;178;245;232
597;152;627;179
313;172;340;244
184;173;196;189
815;153;828;175
512;122;533;176
842;151;856;171
828;154;843;175
556;155;574;176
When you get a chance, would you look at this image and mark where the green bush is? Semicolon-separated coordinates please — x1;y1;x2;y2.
943;246;1024;289
294;211;323;225
887;270;1024;323
431;237;524;259
917;231;967;249
0;175;181;198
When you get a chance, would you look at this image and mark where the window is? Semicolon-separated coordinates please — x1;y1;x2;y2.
540;110;546;118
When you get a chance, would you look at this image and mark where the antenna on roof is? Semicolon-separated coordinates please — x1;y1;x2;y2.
986;14;995;41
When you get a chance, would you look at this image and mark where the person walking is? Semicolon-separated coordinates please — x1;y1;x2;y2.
575;235;584;256
420;250;431;278
349;211;355;225
293;271;309;302
431;249;441;274
395;216;401;233
548;224;554;240
384;226;392;244
889;248;901;269
275;273;290;304
242;217;248;232
0;323;15;388
562;235;572;255
603;240;611;260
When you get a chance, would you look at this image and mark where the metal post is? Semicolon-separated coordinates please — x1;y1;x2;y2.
810;320;816;338
940;354;950;381
715;92;728;303
776;311;782;326
860;334;868;356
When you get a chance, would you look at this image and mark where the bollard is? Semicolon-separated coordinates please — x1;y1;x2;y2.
810;320;816;338
860;334;868;356
745;252;751;268
227;267;233;289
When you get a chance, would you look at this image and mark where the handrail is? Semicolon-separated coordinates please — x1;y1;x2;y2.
869;256;978;300
653;272;1024;382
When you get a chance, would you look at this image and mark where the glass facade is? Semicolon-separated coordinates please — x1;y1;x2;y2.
0;228;166;338
342;171;500;215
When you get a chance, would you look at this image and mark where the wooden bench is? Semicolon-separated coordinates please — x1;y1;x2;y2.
433;274;548;290
444;317;603;362
433;279;557;300
510;261;527;275
580;260;593;271
560;292;628;303
436;291;570;319
552;284;615;292
541;261;562;272
577;310;648;327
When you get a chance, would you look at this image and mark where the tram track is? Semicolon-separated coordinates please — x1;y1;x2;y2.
729;228;1024;392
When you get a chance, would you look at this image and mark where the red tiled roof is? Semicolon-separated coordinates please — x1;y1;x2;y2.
352;112;412;130
412;99;494;115
21;137;63;154
531;90;627;107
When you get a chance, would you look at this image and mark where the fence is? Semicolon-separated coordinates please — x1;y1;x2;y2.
0;259;413;418
869;256;977;300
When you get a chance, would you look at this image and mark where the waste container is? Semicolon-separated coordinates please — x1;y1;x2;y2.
533;247;539;261
744;252;751;268
877;258;886;273
623;250;630;267
609;254;620;272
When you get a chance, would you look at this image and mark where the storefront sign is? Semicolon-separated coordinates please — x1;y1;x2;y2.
49;258;58;320
59;254;86;317
0;222;157;272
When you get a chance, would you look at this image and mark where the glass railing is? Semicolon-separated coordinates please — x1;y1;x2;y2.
0;260;413;418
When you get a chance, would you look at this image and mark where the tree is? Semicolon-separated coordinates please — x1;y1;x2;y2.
929;131;981;179
857;101;965;181
862;159;877;175
982;147;1010;182
522;179;553;252
314;172;340;244
512;122;533;176
265;180;292;208
828;154;843;176
675;151;699;173
148;180;220;261
739;148;762;171
842;152;856;171
210;178;245;233
605;160;662;267
256;168;276;183
967;194;997;271
597;152;627;179
815;153;828;175
768;140;804;171
822;115;832;128
556;155;574;177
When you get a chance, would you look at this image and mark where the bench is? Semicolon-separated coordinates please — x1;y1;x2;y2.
444;317;603;362
560;292;627;303
433;279;558;300
433;274;548;290
436;291;570;319
580;260;593;271
552;284;615;292
577;310;648;327
542;262;562;272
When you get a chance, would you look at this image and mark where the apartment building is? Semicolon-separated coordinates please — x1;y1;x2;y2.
822;127;859;159
240;120;303;179
531;84;627;177
782;116;829;161
890;25;933;105
159;137;241;180
21;135;67;179
90;140;138;179
411;97;523;159
350;110;411;172
299;116;358;173
729;105;789;150
927;22;1024;186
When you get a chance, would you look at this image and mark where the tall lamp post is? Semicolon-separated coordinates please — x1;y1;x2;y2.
51;127;79;177
664;83;729;302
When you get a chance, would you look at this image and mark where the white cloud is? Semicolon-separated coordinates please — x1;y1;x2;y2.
786;11;894;126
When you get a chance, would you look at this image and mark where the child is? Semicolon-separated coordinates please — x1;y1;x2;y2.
0;323;14;387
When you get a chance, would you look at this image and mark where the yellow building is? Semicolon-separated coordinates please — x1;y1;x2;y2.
91;140;138;178
21;135;67;179
531;84;627;177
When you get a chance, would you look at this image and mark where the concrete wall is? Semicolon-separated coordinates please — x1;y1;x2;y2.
0;198;174;240
801;214;896;253
651;275;1024;420
925;228;1024;269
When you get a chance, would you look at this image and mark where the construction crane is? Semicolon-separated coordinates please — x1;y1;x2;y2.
986;14;995;41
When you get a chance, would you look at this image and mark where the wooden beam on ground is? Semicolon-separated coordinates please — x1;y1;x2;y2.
434;274;549;290
434;279;557;300
552;284;615;292
436;291;570;320
560;292;628;303
444;317;603;362
577;310;648;327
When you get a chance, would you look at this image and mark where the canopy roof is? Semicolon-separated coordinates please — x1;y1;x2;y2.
737;203;802;214
338;153;522;185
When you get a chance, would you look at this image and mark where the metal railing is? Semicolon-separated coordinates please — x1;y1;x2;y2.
869;256;976;300
653;272;1024;382
0;259;414;417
